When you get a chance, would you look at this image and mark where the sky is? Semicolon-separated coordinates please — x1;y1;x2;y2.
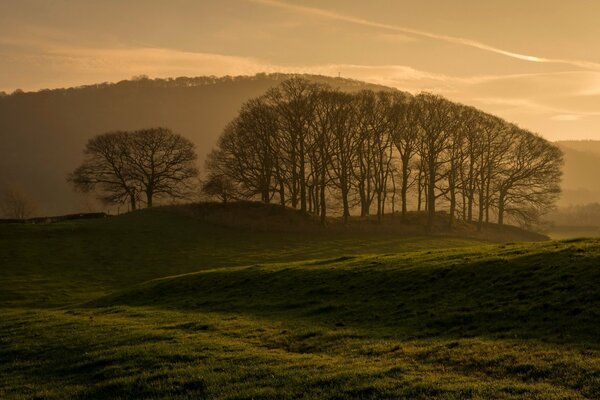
1;0;599;140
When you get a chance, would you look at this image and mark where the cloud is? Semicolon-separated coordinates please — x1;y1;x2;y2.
251;0;600;70
2;35;599;141
551;114;582;121
376;33;418;44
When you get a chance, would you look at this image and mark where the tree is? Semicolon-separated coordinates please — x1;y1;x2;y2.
415;93;456;232
387;92;419;219
325;91;358;223
125;128;199;207
69;128;198;209
0;184;37;219
266;78;319;212
495;129;563;226
68;131;139;210
474;115;511;230
201;173;236;203
204;99;280;203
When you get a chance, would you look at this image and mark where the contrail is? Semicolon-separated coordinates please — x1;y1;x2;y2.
252;0;600;70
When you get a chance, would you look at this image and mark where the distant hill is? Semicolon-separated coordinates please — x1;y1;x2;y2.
0;74;390;215
555;141;600;206
0;74;597;215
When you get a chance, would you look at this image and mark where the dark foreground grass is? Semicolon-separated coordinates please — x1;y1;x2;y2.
0;208;599;399
0;207;482;307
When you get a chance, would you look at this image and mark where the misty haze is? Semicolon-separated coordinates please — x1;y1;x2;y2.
1;1;599;399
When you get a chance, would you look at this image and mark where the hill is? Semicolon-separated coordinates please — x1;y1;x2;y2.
555;141;600;206
0;206;599;398
0;74;390;216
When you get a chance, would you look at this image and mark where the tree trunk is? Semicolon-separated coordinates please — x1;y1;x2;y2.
426;159;436;233
449;184;456;229
400;174;408;220
417;173;422;212
279;182;285;206
498;192;505;226
477;186;484;232
320;183;326;225
129;192;137;211
342;186;350;224
299;143;307;213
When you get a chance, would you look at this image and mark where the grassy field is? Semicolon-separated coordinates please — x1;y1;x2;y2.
547;226;600;240
0;206;598;399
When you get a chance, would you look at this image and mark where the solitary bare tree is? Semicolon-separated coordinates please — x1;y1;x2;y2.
68;131;139;210
126;128;198;207
0;184;37;219
69;128;198;209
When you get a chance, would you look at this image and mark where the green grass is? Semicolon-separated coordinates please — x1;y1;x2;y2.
547;226;600;240
0;207;598;399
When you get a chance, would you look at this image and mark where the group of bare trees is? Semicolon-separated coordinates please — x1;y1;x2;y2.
69;128;198;210
205;78;563;230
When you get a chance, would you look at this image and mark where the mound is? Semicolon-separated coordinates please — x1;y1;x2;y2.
161;201;549;242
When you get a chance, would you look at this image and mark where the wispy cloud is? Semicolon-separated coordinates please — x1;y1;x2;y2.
252;0;600;70
551;114;582;121
2;34;599;141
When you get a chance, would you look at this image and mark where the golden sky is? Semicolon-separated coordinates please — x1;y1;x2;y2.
1;0;599;140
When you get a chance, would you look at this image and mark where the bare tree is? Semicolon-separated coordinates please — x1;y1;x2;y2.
68;131;139;210
201;173;236;203
455;106;483;222
69;128;198;209
388;92;419;220
415;93;456;232
266;78;319;212
474;115;511;230
124;128;198;207
205;99;280;203
326;91;358;223
0;184;37;219
495;129;563;226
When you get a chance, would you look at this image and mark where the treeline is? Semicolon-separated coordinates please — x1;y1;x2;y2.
205;78;563;230
2;73;377;97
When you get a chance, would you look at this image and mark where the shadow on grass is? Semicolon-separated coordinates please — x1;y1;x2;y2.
88;245;600;346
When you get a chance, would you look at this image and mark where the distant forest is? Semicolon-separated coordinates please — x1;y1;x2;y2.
205;78;562;229
0;73;598;218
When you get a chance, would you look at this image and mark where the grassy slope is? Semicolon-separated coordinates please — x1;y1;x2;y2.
0;207;599;399
0;207;483;307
